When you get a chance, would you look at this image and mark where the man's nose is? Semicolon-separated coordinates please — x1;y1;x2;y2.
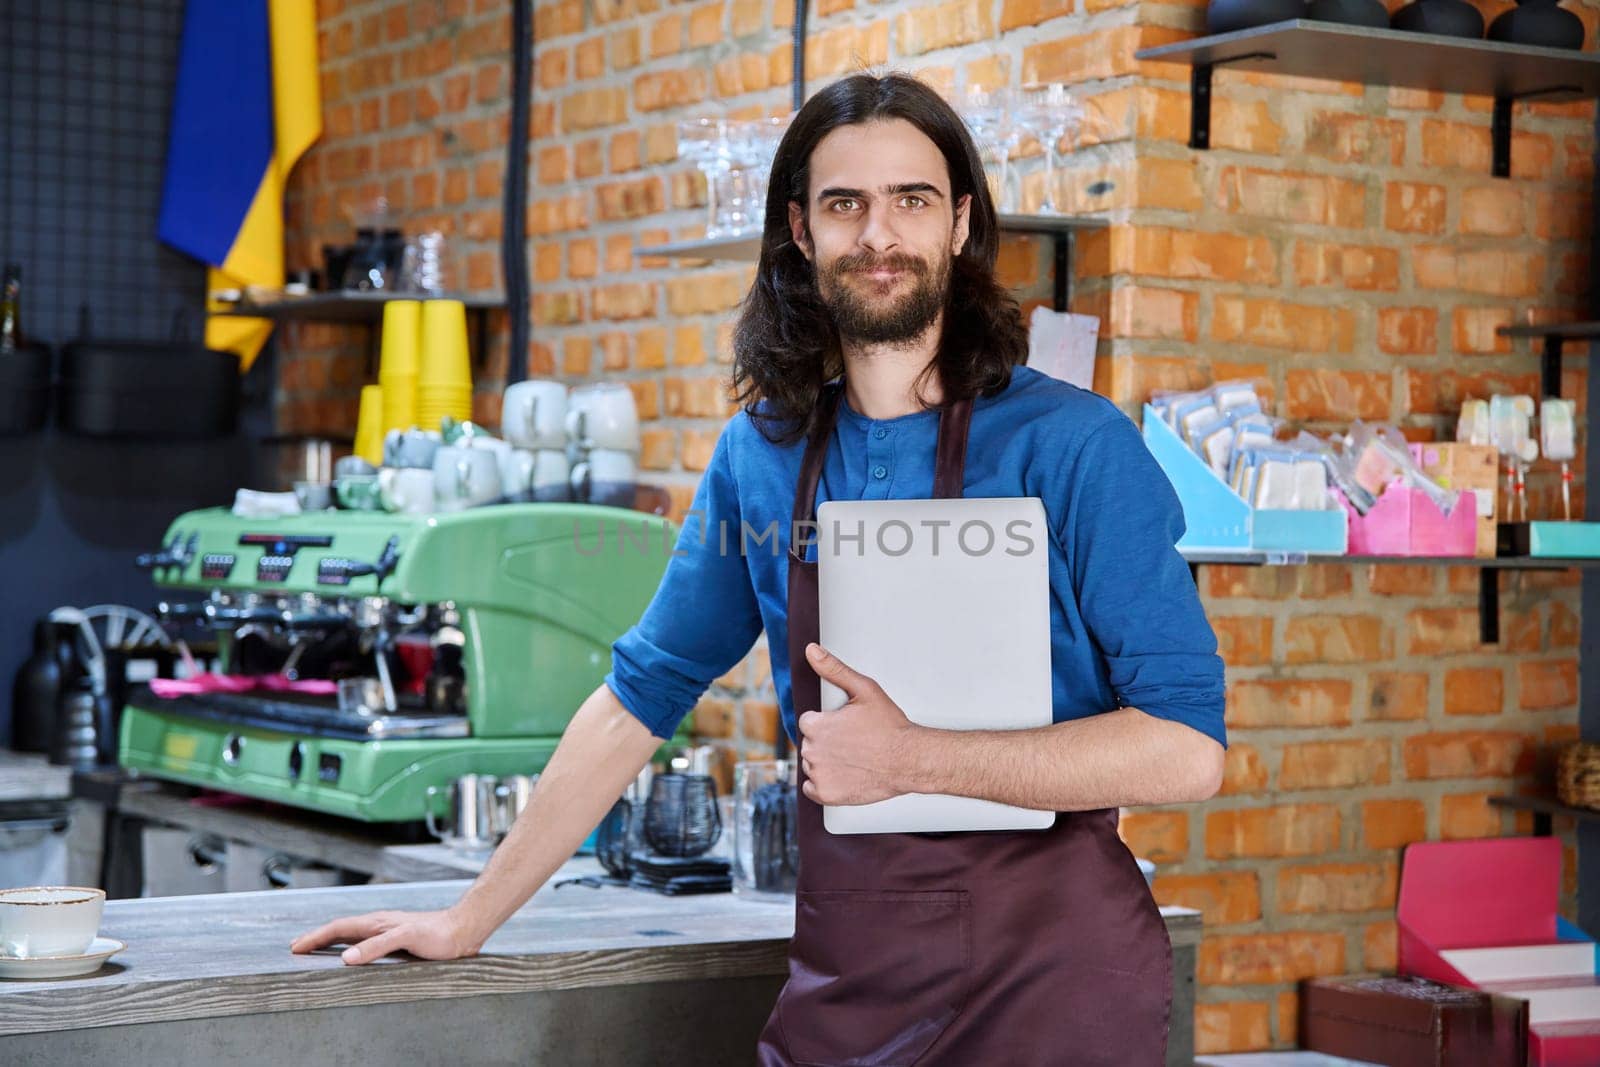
857;205;899;254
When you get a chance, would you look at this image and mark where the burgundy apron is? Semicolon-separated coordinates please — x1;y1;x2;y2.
756;386;1173;1067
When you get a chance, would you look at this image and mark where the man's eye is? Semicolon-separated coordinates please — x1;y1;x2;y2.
901;195;926;209
830;199;859;212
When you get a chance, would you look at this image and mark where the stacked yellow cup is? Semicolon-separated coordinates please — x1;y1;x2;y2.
378;301;420;435
416;299;473;430
353;384;385;465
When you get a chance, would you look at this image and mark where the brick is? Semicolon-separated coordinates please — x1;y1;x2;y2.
1402;731;1527;780
1441;792;1504;839
639;429;675;471
1362;798;1427;850
1403;368;1539;415
599;332;629;372
635;69;706;112
1000;0;1073;30
1406;607;1483;655
533;0;583;38
1101;228;1277;284
1214;298;1355;353
1366;671;1428;722
1367;565;1436;596
1444;667;1504;716
1023;25;1189;85
691;696;735;738
1303;111;1405;166
560;87;627;132
1228;678;1352;729
629;380;661;421
1133;158;1202;212
1362;921;1399;973
1199;932;1346;985
1293;241;1400;291
1213;98;1284;155
1195;1002;1272;1056
1216;168;1366;229
1415;247;1543;298
649;12;683;57
805;22;890;79
1284;369;1391;420
894;0;993;56
744;701;780;746
591;282;657;321
1117;810;1187;863
1284;614;1390;664
533;242;561;284
1279;861;1398;913
1534;189;1591;241
575;138;603;179
673;325;708;366
1551;603;1579;647
573;37;604;81
1377;307;1439;356
562;336;593;376
536;48;568;92
1281;739;1391;791
1158;870;1254;927
611;26;641;70
1383;182;1447;235
596;177;666;220
689;2;722;46
635;327;668;371
1520;659;1579;710
1220;744;1268;796
1460;185;1526;237
666;272;750;315
1212;616;1273;667
681;429;719;472
1205;804;1341;859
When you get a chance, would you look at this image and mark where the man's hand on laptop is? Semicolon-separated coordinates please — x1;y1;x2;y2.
796;642;924;805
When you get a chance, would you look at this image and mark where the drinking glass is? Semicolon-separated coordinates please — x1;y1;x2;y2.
732;759;799;899
956;87;1019;212
1016;84;1085;215
677;118;732;237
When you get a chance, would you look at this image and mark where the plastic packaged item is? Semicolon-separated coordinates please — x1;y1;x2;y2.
1210;379;1261;413
1542;397;1576;521
1457;398;1491;446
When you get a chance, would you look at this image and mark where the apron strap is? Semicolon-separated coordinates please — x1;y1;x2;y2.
788;384;975;563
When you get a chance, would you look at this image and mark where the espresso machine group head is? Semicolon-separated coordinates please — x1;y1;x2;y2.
120;503;678;823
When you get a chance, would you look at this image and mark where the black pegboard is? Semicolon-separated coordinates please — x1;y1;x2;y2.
2;0;207;346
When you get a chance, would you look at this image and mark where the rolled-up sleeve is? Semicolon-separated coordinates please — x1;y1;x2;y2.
1063;414;1227;748
604;422;764;739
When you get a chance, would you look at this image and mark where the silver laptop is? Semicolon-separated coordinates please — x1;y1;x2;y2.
815;496;1057;834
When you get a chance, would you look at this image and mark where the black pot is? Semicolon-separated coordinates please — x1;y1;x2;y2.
58;340;239;439
1391;0;1486;37
1307;0;1389;26
1207;0;1307;33
0;342;52;436
1488;0;1585;48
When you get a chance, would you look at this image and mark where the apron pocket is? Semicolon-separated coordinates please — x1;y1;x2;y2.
777;889;971;1067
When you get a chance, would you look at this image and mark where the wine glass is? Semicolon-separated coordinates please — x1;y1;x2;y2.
1016;84;1085;215
955;87;1020;212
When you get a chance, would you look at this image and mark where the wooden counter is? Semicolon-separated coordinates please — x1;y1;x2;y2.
1;859;1202;1066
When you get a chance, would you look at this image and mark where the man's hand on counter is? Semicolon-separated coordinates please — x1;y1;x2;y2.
290;908;480;965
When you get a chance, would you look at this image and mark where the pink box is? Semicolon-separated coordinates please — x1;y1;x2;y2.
1399;838;1600;1067
1337;481;1478;556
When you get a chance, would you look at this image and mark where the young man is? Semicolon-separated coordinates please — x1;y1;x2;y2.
294;73;1226;1065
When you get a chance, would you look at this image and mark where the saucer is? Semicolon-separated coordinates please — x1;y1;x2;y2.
0;937;125;979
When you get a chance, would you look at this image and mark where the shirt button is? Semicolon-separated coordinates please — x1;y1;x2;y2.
874;428;888;439
873;465;887;479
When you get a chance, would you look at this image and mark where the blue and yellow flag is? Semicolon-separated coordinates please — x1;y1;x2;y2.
158;0;321;370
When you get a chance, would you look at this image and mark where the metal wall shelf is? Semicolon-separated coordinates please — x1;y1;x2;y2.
1136;20;1600;178
1499;321;1600;399
1488;794;1600;837
641;214;1111;312
211;291;504;323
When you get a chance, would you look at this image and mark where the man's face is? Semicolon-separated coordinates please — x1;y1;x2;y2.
789;118;971;346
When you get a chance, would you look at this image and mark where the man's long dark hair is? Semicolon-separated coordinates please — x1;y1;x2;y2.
731;73;1028;446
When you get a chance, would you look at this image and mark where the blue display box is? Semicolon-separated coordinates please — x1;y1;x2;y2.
1142;404;1348;555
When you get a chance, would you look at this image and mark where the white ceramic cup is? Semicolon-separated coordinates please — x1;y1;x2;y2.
433;446;502;511
502;380;569;450
0;886;105;958
572;448;639;506
501;448;536;500
529;448;571;502
383;428;442;470
379;466;435;514
566;383;640;452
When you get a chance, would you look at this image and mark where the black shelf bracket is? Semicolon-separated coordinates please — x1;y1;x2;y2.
1492;85;1582;179
1052;234;1071;312
1188;53;1275;150
1541;334;1565;399
1479;568;1500;644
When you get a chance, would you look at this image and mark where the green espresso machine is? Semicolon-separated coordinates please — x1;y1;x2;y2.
119;504;676;823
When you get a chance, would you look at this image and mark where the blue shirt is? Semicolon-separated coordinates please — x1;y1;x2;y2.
605;366;1227;749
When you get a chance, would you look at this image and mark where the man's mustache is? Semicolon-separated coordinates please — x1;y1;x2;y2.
831;252;928;276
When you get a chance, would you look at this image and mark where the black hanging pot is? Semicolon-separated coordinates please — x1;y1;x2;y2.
1488;0;1585;48
1207;0;1307;33
0;341;53;436
57;310;239;439
1390;0;1486;37
1306;0;1390;27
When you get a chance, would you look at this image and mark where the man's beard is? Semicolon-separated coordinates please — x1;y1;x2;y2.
815;249;951;346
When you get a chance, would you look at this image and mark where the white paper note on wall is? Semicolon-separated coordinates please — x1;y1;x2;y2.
1028;306;1100;390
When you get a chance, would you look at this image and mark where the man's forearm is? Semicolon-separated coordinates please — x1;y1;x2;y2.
896;706;1224;811
447;685;661;950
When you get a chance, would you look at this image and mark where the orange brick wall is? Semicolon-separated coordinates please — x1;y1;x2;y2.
281;0;1593;1054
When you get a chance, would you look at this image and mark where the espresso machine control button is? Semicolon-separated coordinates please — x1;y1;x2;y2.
288;743;306;781
200;554;237;581
318;753;342;784
223;734;244;766
317;558;354;586
257;555;294;582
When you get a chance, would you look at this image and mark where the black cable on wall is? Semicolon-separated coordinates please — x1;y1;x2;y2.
503;0;532;383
